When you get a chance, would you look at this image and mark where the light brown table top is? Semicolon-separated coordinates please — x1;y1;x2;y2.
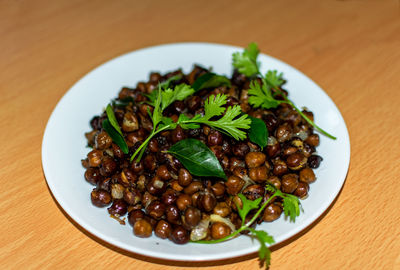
1;0;400;269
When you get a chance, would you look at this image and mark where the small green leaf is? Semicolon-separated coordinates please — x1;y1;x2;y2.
161;84;195;110
248;116;268;150
102;119;129;154
237;194;263;223
105;104;123;136
232;42;260;77
167;138;226;180
192;73;231;91
159;74;183;89
112;96;135;108
248;80;282;109
248;228;275;269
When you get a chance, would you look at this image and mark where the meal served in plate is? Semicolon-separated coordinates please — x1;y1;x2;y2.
81;43;335;267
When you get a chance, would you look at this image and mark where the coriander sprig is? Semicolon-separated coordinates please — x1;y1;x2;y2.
195;184;301;268
130;86;251;162
233;43;336;140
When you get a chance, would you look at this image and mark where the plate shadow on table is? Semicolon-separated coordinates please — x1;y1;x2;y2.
45;176;346;268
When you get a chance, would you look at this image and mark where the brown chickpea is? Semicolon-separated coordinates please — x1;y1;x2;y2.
130;160;144;174
147;176;166;196
149;72;162;83
232;166;247;179
242;185;265;201
281;174;299;193
176;194;192;211
184;207;201;228
122;112;139;132
133;219;153;238
170;225;189;244
225;175;244;195
142;191;156;208
155;220;172;239
183;181;203;195
148;138;159;153
187;96;202;112
263;203;283;222
171;125;186;144
249;166;268;182
262;114;279;132
95;131;112;150
213;202;231;217
87;150;103;167
207;130;223;146
308;155;323;168
156;165;171;181
165;205;181;224
221;140;232;155
146;200;166;220
245;152;266;168
301;143;315;158
286;152;307;170
211;222;232;239
210;145;223;159
232;143;250;157
294;182;309;199
191;192;201;207
211;182;225;198
178;168;192;187
97;177;111;192
229;157;245;170
120;168;137;185
161;189;178;205
267;176;281;190
299;167;316;183
123;188;142;205
128;209;145;226
99;156;117;176
198;190;217;212
266;138;281;158
272;158;288;176
108;199;128;216
91;189;111;207
143;154;157;171
275;123;292;143
220;155;230;170
85;167;102;185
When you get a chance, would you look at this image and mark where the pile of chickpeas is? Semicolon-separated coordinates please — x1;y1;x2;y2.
81;66;323;244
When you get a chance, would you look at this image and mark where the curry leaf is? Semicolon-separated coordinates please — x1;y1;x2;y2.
192;72;231;91
102;119;129;154
248;116;269;150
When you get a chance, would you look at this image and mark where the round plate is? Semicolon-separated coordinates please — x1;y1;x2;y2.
42;42;350;261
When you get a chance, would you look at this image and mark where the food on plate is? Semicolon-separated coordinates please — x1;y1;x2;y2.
81;43;334;267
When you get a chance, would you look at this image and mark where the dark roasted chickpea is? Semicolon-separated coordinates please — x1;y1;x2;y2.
225;175;244;195
242;185;265;201
262;114;279;132
143;154;157;171
213;202;231;217
147;176;166;196
176;194;192;211
188;127;201;138
267;176;281;190
170;225;189;244
191;192;201;207
95;131;112;150
276;123;292;143
305;134;320;147
123;188;141;205
245;152;266;168
187;96;202;112
211;222;232;239
286;152;307;170
142;191;156;208
232;166;247;179
111;143;124;159
232;143;250;157
263;203;282;222
128;209;145;226
266;137;281;158
184;207;201;228
294;182;309;199
198;191;217;212
221;140;231;155
249;166;268;182
281;174;299;193
286;110;302;126
145;81;157;93
178;168;192;187
183;181;203;195
108;199;128;216
90;116;102;130
166;155;183;172
282;145;298;156
97;177;111;192
156;165;171;181
171;125;186;144
136;81;146;92
146;138;159;153
85;168;101;185
161;189;178;205
120;168;137;185
207;130;223;146
122;112;139;132
87;150;103;167
166;205;181;224
272;158;288;176
146;200;166;220
133;219;153;238
299;167;316;183
308;155;323;168
229;157;245;170
301;143;315;158
155;220;172;239
91;189;111;207
232;195;243;212
149;72;162;83
144;215;158;229
99;157;116;176
220;155;230;170
211;182;225;198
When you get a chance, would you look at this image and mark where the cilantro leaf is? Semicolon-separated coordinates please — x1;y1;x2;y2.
237;194;262;223
203;93;227;119
232;42;260;77
159;74;183;89
248;80;282;109
264;70;284;88
282;193;301;222
161;84;195;110
248;228;275;269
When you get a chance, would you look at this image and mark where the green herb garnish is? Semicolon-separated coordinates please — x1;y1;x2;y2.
233;43;336;140
130;88;251;162
102;108;129;154
192;72;231;91
248;116;269;150
167;139;226;180
195;184;301;268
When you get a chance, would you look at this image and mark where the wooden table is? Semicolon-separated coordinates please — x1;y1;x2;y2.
1;0;399;269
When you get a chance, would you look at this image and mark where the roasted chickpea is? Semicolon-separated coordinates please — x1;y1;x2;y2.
308;155;323;168
276;123;292;143
85;167;101;185
147;176;166;196
161;189;178;205
225;175;244;195
108;199;128;216
184;207;201;228
146;200;166;220
170;226;189;244
165;205;181;224
272;158;288;176
242;185;265;201
99;156;117;176
156;165;171;181
267;176;281;190
207;130;223;146
95;131;112;150
213;202;231;217
91;189;111;207
286;152;307;170
263;203;282;222
232;143;250;157
211;222;232;239
294;182;309;199
134;219;153;238
245;152;266;168
122;112;139;132
281;174;299;193
183;181;203;195
87;150;103;167
249;166;268;182
198;191;217;212
211;182;225;198
299;167;316;183
178;168;192;187
123;188;141;205
155;220;172;239
128;209;145;226
176;194;192;211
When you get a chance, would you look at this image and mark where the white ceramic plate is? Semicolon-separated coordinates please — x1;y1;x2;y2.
42;42;350;261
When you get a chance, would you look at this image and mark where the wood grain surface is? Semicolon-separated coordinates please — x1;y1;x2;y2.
1;0;400;269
